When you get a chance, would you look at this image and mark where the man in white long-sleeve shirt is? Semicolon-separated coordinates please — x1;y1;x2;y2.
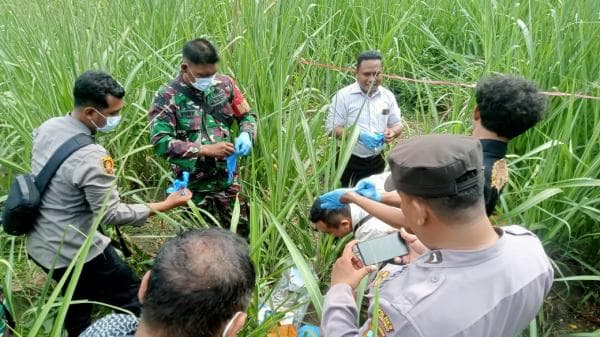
326;50;403;187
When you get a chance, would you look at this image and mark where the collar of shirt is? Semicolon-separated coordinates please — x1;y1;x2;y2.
414;227;506;268
66;114;93;135
349;81;381;98
349;203;371;231
480;139;508;158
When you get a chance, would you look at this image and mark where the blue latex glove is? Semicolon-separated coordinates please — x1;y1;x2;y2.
358;130;384;149
235;132;252;156
298;324;320;337
355;179;382;202
167;171;189;195
319;188;351;209
226;153;239;183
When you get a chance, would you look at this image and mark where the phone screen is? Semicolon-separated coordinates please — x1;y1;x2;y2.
355;232;409;266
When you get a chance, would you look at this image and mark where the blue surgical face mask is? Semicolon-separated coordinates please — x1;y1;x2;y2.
91;109;121;133
191;74;216;92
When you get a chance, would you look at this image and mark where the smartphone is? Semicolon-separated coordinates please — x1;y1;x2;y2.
352;232;408;266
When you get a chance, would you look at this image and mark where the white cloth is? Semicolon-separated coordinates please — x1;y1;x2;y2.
350;203;396;242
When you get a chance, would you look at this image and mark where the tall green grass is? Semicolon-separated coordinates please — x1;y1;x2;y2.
1;0;598;336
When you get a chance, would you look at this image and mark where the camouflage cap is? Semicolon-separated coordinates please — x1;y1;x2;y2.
383;134;484;197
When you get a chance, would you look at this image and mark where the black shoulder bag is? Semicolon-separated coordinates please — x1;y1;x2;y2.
1;134;93;235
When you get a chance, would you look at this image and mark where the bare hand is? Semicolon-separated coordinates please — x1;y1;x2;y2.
384;128;395;143
339;190;358;204
164;188;193;208
201;142;235;158
331;240;376;289
398;228;428;264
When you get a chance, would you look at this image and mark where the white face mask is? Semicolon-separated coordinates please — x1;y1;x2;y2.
222;312;242;337
91;109;121;133
191;74;216;91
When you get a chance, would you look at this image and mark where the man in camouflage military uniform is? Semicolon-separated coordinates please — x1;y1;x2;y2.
149;38;257;234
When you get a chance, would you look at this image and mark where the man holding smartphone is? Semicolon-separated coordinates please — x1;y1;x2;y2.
321;134;553;337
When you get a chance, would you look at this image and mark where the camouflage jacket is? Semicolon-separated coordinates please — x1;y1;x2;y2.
149;74;257;193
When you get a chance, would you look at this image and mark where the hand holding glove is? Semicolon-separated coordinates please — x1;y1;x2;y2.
167;171;190;195
354;179;381;202
235;132;252;156
358;130;384;149
319;188;352;209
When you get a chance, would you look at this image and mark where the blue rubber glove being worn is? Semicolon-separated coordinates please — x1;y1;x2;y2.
358;130;384;149
354;179;382;202
319;188;351;209
235;132;252;156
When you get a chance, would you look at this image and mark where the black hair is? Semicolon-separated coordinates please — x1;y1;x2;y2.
73;70;124;109
309;198;351;229
423;170;484;222
182;38;220;65
476;75;546;139
356;50;383;69
142;228;255;337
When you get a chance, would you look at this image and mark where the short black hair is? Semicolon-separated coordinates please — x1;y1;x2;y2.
476;75;546;139
422;170;485;223
182;38;220;65
309;198;351;229
356;50;383;69
142;228;255;337
73;70;125;109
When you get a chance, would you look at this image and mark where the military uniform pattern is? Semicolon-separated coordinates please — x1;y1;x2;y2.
149;75;256;229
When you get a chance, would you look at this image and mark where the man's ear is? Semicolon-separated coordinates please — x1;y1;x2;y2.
473;106;481;121
138;271;151;304
82;106;96;118
340;218;352;234
412;197;429;228
225;312;247;337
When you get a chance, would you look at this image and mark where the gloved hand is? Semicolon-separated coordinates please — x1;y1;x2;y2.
167;171;190;195
358;131;384;149
226;153;238;183
354;179;381;202
319;188;351;209
235;132;252;156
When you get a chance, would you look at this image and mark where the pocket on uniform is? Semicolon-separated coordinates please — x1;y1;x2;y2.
175;109;202;134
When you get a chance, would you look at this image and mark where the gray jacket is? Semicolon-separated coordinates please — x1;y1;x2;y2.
322;225;554;337
27;115;149;269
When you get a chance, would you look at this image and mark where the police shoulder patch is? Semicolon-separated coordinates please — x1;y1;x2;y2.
372;270;390;288
101;156;115;175
491;158;509;191
361;308;395;337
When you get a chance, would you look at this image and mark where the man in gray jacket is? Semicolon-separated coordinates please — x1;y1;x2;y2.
321;134;553;337
27;70;191;336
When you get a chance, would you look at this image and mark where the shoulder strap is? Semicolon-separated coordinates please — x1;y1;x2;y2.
353;214;374;234
35;133;94;193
